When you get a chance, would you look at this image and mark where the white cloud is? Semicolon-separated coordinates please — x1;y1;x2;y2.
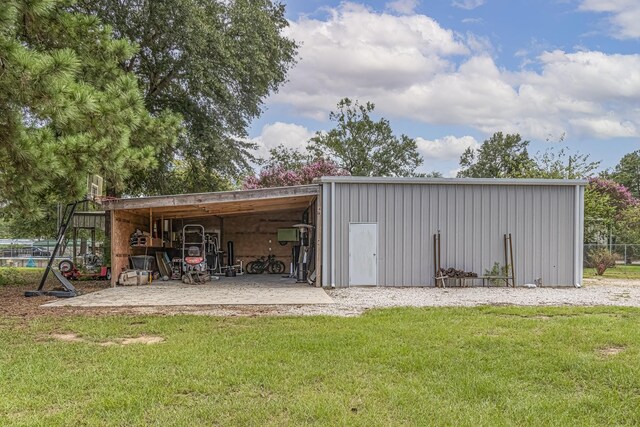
461;17;483;24
452;0;485;10
248;122;313;159
386;0;419;15
272;3;640;140
579;0;640;39
416;135;480;161
276;2;469;117
569;117;637;138
464;32;493;54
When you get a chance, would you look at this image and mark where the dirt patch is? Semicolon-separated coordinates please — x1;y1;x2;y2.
584;278;640;287
121;336;164;345
50;332;164;346
598;346;625;357
50;333;83;342
1;281;112;319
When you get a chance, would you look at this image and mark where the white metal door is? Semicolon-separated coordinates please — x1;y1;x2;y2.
349;223;377;286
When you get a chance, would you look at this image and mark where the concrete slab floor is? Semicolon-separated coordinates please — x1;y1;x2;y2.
43;276;334;307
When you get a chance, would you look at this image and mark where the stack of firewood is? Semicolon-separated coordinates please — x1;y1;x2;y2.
438;268;478;278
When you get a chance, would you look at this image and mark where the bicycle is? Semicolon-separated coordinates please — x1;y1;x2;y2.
246;254;285;274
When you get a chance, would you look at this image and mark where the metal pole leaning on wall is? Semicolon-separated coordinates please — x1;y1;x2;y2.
433;233;438;287
433;232;444;288
503;233;515;287
508;233;515;287
438;233;443;288
503;234;508;286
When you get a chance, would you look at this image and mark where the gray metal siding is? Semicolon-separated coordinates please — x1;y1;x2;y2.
323;182;580;287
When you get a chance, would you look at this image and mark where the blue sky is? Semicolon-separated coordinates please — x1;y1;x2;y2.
248;0;640;176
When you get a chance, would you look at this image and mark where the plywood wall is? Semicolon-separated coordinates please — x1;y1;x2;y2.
110;210;148;286
223;210;306;273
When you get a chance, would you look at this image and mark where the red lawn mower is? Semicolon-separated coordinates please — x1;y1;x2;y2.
59;254;111;281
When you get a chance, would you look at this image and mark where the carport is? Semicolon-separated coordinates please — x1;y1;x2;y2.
44;274;334;307
102;185;321;288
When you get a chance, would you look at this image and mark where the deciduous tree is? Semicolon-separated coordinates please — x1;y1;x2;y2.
308;98;423;177
585;178;638;244
457;132;535;178
243;159;348;189
243;146;348;189
76;0;298;194
531;148;600;179
587;178;637;219
609;150;640;198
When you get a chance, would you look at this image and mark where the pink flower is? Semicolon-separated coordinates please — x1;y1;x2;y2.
241;158;349;189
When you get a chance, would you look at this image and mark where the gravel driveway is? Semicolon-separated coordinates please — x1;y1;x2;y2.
181;277;640;317
21;277;640;318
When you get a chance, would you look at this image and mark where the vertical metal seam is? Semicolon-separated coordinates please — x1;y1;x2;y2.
321;183;328;287
331;181;336;288
577;185;584;286
574;185;580;286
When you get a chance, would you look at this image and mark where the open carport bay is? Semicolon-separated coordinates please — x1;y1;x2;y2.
44;275;334;307
106;185;320;290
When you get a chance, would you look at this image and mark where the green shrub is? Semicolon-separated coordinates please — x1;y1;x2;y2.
484;262;510;286
586;249;617;275
0;267;44;287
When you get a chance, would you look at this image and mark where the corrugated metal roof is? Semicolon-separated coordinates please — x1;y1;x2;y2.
315;176;588;186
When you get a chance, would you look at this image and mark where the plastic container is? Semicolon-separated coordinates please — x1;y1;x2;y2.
137;270;151;284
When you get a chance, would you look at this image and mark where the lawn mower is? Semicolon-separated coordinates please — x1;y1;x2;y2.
181;224;211;284
58;257;111;281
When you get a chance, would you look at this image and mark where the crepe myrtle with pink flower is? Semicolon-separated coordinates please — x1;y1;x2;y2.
243;158;349;189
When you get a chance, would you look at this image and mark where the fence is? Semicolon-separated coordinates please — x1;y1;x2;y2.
0;239;98;260
0;241;74;268
584;244;640;265
0;241;70;258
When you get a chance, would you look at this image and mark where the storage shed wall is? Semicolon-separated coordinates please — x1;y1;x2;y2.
322;183;583;287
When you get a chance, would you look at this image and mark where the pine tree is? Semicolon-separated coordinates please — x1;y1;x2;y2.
0;0;181;230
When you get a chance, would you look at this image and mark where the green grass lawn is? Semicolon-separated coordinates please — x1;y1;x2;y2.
583;264;640;279
2;307;640;426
